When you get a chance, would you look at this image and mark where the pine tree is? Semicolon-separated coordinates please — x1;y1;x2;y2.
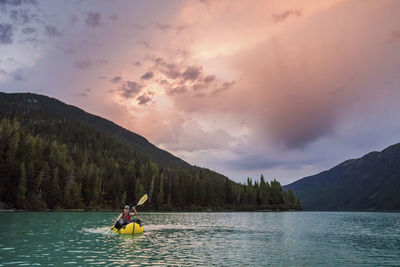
47;167;61;209
135;180;145;203
157;174;165;206
270;179;283;205
287;190;296;206
16;162;27;208
259;175;271;206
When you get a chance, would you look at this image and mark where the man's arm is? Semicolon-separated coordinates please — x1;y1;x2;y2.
130;207;137;216
115;213;122;224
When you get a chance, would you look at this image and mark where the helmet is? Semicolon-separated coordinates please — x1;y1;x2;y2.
124;205;130;210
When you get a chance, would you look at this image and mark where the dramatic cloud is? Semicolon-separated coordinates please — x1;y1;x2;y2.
119;81;142;98
86;12;102;28
22;27;35;34
74;58;107;70
273;9;303;23
1;0;400;184
155;23;172;31
109;14;118;21
204;75;215;83
211;81;235;96
0;0;36;6
155;23;185;33
110;76;122;83
0;24;13;44
182;66;201;82
69;14;78;25
137;94;151;105
146;56;231;98
45;25;61;37
75;58;92;70
9;68;28;81
192;82;207;91
167;85;187;96
152;57;181;79
136;40;151;49
140;71;154;80
8;8;33;25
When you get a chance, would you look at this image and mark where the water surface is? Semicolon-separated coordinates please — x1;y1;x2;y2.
0;212;399;266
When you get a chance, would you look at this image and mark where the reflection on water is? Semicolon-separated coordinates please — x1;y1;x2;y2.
0;212;399;266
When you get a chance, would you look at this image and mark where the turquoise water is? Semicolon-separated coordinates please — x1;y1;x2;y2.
0;212;399;266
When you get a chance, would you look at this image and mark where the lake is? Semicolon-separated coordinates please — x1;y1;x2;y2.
0;212;399;266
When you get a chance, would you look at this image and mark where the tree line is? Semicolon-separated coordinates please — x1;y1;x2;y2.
0;117;302;211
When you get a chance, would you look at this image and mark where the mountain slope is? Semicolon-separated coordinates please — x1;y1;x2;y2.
0;92;189;168
284;143;400;210
0;92;301;211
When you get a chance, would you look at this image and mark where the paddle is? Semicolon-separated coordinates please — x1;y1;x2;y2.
133;194;148;208
111;194;148;230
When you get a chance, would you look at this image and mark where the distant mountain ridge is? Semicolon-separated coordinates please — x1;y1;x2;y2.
284;143;400;210
0;92;189;168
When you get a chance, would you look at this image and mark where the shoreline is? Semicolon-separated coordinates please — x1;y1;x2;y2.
0;208;299;212
1;209;399;213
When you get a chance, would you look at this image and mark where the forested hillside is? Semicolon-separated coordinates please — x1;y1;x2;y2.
0;92;188;168
0;92;301;211
285;143;400;210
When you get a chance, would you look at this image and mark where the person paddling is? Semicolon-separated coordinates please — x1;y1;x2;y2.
111;195;148;232
114;205;137;229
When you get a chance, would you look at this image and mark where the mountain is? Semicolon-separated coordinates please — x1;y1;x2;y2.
284;143;400;210
0;92;189;169
0;92;301;211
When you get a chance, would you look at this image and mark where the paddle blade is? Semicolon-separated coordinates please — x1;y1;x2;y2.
136;194;148;206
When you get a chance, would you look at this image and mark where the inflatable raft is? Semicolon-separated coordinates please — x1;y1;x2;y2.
112;222;144;235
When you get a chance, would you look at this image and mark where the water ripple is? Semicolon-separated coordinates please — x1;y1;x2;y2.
0;212;399;266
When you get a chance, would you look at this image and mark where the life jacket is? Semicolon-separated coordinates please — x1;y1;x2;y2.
122;212;131;222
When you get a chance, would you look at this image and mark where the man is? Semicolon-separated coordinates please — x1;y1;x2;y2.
114;205;137;229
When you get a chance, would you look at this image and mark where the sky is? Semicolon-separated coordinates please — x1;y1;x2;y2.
1;0;400;185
